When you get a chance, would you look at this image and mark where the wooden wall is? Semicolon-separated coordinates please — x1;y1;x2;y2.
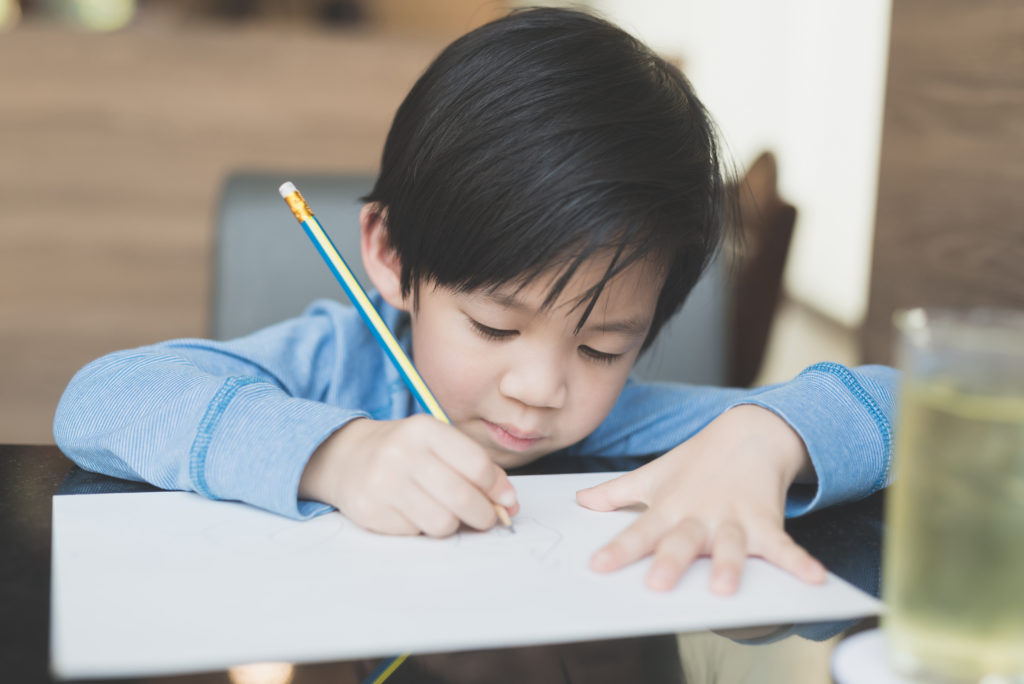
0;24;447;443
6;0;1023;442
862;0;1024;363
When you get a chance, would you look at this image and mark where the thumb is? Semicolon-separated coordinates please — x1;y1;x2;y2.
576;469;647;511
487;465;520;516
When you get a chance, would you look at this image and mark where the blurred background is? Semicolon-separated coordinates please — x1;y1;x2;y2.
2;0;1022;446
1;4;1021;683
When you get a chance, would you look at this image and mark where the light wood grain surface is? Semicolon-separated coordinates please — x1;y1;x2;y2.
863;0;1024;363
0;23;446;443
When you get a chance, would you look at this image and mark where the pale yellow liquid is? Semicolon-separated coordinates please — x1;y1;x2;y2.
883;382;1024;681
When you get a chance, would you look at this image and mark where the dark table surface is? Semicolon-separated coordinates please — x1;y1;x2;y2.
1;444;884;683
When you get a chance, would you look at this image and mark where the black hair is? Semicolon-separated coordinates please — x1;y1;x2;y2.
363;6;734;349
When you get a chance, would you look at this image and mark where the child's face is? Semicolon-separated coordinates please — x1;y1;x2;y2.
406;257;663;469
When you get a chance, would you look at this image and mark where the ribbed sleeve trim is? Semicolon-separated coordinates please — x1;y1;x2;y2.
804;362;893;494
192;380;368;519
188;376;264;499
729;363;894;517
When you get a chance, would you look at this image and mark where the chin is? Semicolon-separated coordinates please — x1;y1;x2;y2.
490;449;545;470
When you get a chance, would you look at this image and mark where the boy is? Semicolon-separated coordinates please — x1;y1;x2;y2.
54;8;896;596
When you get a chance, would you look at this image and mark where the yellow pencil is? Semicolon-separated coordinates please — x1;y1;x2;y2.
278;181;513;529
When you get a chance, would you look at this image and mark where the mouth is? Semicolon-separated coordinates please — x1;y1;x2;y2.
482;420;544;452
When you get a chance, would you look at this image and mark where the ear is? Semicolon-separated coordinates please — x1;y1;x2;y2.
360;204;410;312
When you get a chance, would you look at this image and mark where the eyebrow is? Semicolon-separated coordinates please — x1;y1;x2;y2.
482;291;531;311
587;318;651;336
481;292;651;337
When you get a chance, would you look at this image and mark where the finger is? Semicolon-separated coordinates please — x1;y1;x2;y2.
758;531;827;584
420;420;518;515
352;503;420;536
710;521;747;595
413;455;497;531
590;511;671;573
394;482;461;538
576;469;647;512
427;422;501;493
645;519;707;592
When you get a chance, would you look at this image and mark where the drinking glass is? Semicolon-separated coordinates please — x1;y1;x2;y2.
883;308;1024;682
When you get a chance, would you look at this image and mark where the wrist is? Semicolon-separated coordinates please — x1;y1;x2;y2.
723;404;813;485
299;417;369;504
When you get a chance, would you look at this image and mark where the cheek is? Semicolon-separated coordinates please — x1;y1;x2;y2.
567;366;632;437
411;318;492;409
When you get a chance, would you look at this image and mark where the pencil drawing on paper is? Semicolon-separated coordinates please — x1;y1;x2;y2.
201;513;346;553
449;515;565;566
198;507;565;568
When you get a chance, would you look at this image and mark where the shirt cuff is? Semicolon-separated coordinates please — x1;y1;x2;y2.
187;377;367;519
728;363;896;517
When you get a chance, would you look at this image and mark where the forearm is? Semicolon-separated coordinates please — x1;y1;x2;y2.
577;363;898;514
54;346;365;519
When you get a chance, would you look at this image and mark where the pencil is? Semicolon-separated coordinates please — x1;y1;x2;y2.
278;181;514;530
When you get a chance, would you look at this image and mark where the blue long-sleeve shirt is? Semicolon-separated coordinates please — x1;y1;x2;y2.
53;295;898;520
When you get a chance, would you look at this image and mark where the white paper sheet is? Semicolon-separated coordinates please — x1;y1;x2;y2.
51;472;882;678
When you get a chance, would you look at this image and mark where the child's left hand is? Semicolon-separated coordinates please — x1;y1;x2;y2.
575;404;827;594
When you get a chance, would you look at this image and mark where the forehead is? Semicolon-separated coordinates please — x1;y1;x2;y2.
479;254;665;324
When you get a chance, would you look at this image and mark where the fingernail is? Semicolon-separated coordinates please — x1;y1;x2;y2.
807;560;827;582
498;490;517;508
712;570;737;595
591;549;614;571
647;567;674;591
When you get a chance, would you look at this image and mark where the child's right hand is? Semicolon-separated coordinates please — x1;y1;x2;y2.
298;415;519;536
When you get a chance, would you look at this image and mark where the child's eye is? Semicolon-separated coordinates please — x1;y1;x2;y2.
579;346;623;364
469;318;518;341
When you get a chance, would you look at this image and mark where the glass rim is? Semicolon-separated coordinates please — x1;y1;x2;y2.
894;306;1024;355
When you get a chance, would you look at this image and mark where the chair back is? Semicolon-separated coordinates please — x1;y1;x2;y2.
212;173;374;340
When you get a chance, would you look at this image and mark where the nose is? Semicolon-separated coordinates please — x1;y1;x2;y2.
498;346;568;410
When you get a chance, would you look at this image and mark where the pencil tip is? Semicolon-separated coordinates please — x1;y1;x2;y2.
495;504;514;530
